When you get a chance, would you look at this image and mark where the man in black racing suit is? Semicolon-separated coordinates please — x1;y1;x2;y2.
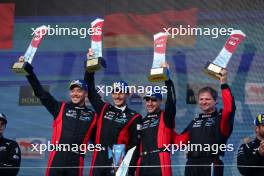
85;49;142;176
136;78;177;176
237;114;264;176
180;70;236;176
19;56;97;176
0;113;21;176
136;65;189;176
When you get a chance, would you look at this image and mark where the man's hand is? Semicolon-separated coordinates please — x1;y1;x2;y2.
87;48;94;59
220;69;227;85
18;56;25;62
86;48;107;68
160;62;170;81
160;62;170;69
258;140;264;156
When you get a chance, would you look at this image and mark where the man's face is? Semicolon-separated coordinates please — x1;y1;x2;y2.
256;125;264;139
69;87;87;105
111;93;128;107
198;92;217;114
145;97;161;113
0;120;6;136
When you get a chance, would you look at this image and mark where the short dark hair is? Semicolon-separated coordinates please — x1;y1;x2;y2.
198;86;218;101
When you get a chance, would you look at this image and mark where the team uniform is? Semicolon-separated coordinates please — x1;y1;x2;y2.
85;72;142;176
0;137;21;176
136;79;186;176
25;67;97;176
181;84;235;176
237;138;264;176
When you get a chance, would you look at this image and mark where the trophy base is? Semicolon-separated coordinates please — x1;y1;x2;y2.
203;62;224;80
85;57;102;72
11;62;32;76
148;67;169;82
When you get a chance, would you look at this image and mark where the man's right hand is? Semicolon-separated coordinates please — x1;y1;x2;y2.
219;69;228;85
86;48;107;68
87;48;94;59
258;140;264;156
160;61;170;69
18;56;25;62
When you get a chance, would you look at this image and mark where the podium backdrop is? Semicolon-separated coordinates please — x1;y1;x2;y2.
0;0;264;175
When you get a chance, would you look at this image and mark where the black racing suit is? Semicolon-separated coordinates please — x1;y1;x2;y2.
237;138;264;176
0;137;21;176
25;66;97;176
84;72;142;176
136;79;177;176
181;84;236;176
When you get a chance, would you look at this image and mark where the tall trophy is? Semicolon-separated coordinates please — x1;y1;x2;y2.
204;30;246;79
108;144;125;175
86;18;104;72
148;32;169;82
12;25;48;75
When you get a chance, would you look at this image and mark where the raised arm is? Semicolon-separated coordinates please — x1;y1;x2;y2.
84;71;106;114
219;70;236;137
163;79;176;129
21;57;62;118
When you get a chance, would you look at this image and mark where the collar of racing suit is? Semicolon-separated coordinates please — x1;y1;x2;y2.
68;101;86;109
146;109;162;116
114;105;127;112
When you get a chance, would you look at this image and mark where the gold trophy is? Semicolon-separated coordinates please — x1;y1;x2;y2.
148;32;169;82
204;30;246;79
12;25;48;75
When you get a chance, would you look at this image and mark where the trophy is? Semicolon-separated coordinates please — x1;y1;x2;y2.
204;30;246;79
148;32;169;82
12;25;48;75
116;146;137;176
86;18;104;72
108;144;125;175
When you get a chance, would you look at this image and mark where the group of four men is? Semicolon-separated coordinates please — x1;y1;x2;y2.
0;49;263;176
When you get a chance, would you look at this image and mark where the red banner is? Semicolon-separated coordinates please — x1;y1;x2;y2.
0;3;15;49
104;8;197;48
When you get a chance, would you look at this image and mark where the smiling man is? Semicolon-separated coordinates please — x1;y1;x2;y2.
19;56;97;176
180;69;236;176
136;75;185;176
85;50;142;176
